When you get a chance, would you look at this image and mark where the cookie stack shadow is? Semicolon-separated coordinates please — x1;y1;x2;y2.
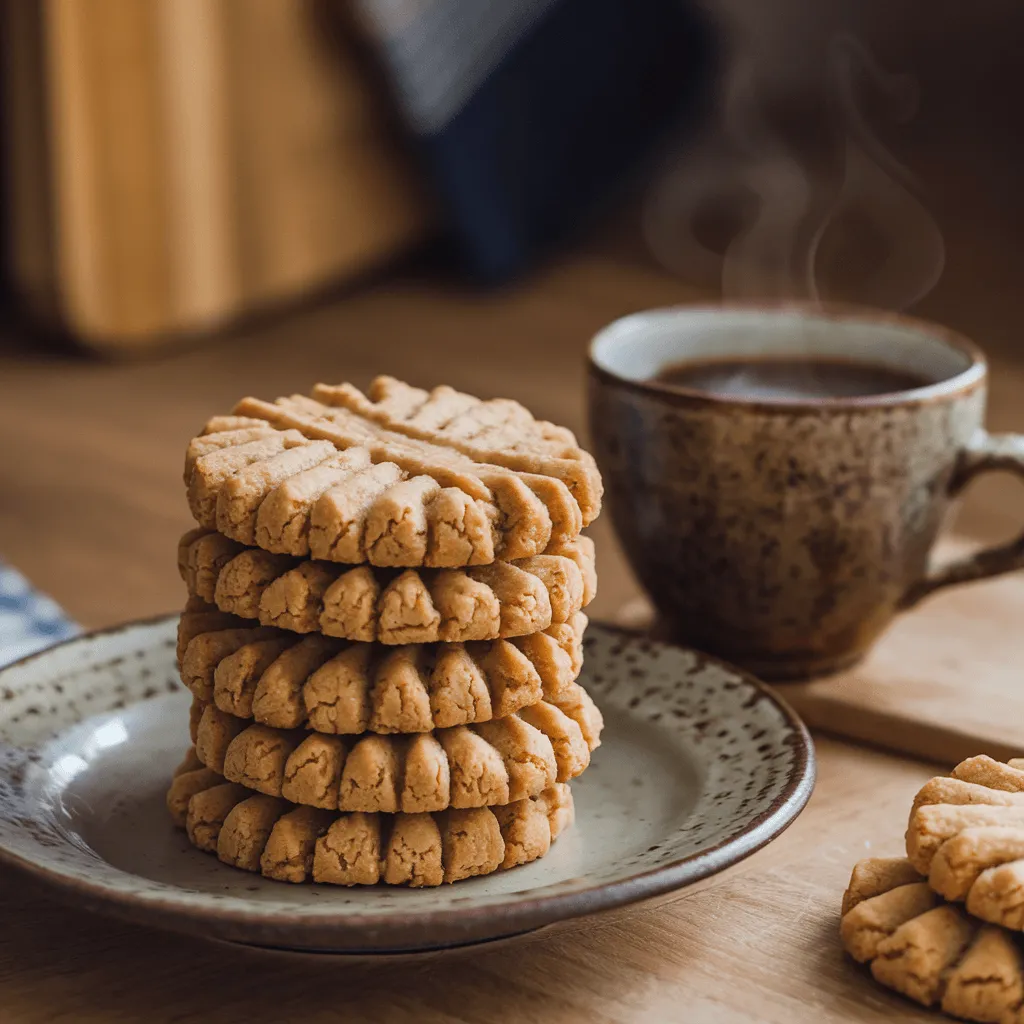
166;376;604;887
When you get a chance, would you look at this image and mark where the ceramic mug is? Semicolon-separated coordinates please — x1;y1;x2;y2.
587;304;1024;679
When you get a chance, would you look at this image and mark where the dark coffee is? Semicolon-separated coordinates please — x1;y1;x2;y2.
655;356;932;401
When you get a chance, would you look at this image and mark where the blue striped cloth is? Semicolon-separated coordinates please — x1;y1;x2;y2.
0;563;79;669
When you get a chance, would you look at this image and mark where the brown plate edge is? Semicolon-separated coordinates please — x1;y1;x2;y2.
0;615;816;954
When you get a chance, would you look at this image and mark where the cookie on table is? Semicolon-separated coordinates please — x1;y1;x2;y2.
841;855;1024;1022
184;376;602;569
170;760;574;886
178;528;596;644
178;606;586;731
191;694;602;813
906;755;1024;931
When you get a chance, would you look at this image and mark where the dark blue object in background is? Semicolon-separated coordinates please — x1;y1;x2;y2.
357;0;715;282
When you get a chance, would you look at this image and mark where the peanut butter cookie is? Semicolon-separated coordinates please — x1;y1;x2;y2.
179;529;595;643
172;763;573;886
192;697;601;813
907;756;1024;931
184;376;602;568
841;855;1024;1022
178;606;586;732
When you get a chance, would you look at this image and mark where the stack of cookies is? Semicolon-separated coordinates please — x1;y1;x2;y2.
166;376;604;887
841;755;1024;1022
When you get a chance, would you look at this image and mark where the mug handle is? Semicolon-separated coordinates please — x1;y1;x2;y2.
902;431;1024;607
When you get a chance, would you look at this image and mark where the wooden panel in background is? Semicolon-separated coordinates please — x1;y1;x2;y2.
0;0;429;350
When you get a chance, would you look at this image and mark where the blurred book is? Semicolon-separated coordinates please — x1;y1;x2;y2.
0;0;429;352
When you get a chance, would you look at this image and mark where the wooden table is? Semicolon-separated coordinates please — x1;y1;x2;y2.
2;241;1023;1022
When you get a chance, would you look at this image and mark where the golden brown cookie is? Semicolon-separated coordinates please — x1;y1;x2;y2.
841;856;1024;1022
906;756;1024;931
172;763;574;886
247;384;601;526
184;377;602;568
166;746;222;828
178;608;586;732
312;377;587;477
192;696;601;813
176;594;247;666
179;529;595;643
179;624;283;703
185;781;250;852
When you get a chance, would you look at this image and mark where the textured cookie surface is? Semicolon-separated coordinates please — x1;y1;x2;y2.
179;529;595;643
171;759;574;886
841;855;1024;1022
178;602;586;731
184;376;602;568
192;694;602;812
905;755;1024;932
176;593;249;666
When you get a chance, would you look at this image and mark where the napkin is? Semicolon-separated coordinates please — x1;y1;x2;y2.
0;562;78;669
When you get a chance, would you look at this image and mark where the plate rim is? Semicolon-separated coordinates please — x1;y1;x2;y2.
0;614;816;950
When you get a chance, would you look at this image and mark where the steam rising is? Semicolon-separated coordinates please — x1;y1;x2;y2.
644;32;945;308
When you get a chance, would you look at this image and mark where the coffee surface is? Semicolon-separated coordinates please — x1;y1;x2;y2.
656;356;932;401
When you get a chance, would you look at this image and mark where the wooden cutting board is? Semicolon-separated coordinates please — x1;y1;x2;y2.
615;538;1024;766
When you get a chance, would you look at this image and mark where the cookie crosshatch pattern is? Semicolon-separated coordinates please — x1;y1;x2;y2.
170;376;605;886
184;377;602;569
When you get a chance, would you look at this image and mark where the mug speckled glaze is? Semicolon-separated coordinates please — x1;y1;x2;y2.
588;305;1024;679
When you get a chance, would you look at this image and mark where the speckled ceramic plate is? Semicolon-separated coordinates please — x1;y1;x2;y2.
0;617;814;954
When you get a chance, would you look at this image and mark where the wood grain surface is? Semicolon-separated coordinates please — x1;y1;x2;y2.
2;233;1024;1020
